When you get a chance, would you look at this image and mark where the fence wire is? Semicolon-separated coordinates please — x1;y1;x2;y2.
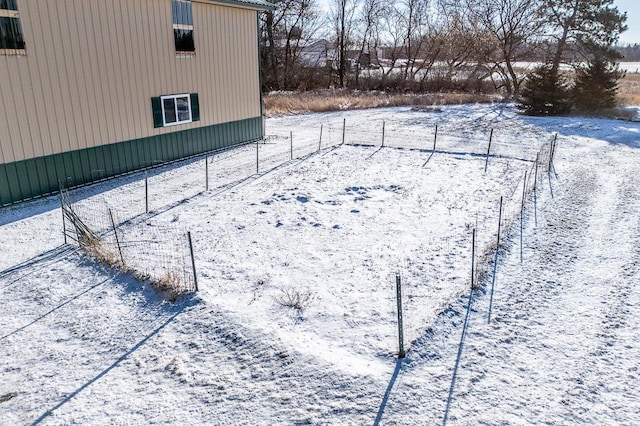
61;189;196;297
58;119;555;313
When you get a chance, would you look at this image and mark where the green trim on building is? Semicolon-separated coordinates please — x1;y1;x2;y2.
0;117;263;206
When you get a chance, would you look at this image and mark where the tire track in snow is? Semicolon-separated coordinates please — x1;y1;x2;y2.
0;252;181;425
435;142;640;425
40;303;384;425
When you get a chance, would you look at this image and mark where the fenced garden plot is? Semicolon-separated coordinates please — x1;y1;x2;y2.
144;130;553;364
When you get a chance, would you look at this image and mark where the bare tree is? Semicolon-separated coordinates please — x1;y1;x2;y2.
260;0;323;90
354;0;386;87
330;0;357;88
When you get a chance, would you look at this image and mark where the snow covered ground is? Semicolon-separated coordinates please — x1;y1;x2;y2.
1;103;639;425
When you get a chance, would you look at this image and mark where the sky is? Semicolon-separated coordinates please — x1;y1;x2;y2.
615;0;639;45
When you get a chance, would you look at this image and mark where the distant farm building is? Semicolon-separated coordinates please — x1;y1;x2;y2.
0;0;274;205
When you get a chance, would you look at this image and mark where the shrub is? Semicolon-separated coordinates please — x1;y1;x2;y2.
273;288;315;311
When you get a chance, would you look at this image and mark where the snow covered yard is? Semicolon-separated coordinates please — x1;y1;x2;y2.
1;104;639;424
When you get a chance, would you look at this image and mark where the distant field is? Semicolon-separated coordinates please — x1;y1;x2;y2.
619;71;640;106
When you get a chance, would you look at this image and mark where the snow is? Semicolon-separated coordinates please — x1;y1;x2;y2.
1;103;639;425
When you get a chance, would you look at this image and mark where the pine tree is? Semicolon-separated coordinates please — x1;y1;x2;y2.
517;64;571;116
573;56;625;112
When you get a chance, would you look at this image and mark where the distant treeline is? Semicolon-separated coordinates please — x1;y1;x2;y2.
617;44;640;62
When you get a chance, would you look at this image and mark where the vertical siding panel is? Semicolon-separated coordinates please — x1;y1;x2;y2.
130;0;148;139
20;2;49;159
4;163;22;202
21;0;57;159
158;1;172;97
100;1;124;144
139;0;158;133
55;0;81;153
68;1;94;149
89;1;117;145
0;59;14;164
0;165;10;205
47;0;75;154
81;0;108;149
111;0;134;142
150;0;166;104
219;7;229;124
99;145;112;177
211;8;221;125
14;59;37;160
0;59;22;163
237;11;246;119
104;0;124;143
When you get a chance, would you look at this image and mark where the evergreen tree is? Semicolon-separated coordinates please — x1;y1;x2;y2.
517;64;571;116
573;56;624;111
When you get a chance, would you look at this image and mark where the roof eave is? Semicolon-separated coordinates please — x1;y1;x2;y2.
205;0;275;11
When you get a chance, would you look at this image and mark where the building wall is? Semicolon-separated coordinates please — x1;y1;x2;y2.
0;0;264;204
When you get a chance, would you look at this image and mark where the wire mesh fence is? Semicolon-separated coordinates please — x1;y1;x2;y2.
57;117;556;309
61;188;196;298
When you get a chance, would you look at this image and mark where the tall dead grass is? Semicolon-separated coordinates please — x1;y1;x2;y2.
264;91;501;116
618;72;640;106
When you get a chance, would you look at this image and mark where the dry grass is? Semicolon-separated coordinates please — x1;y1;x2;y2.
264;90;501;116
273;288;315;311
618;72;640;107
153;270;184;302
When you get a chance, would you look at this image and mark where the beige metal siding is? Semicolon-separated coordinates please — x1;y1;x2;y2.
0;0;261;164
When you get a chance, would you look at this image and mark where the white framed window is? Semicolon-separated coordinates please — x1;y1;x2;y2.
161;94;192;126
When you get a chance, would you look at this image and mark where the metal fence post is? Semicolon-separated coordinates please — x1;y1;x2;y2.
488;197;503;323
396;274;406;359
109;208;125;267
342;118;346;145
59;187;67;245
471;228;476;289
318;125;322;151
484;128;493;173
433;124;438;153
188;231;199;292
205;157;209;191
382;121;385;147
145;170;149;213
